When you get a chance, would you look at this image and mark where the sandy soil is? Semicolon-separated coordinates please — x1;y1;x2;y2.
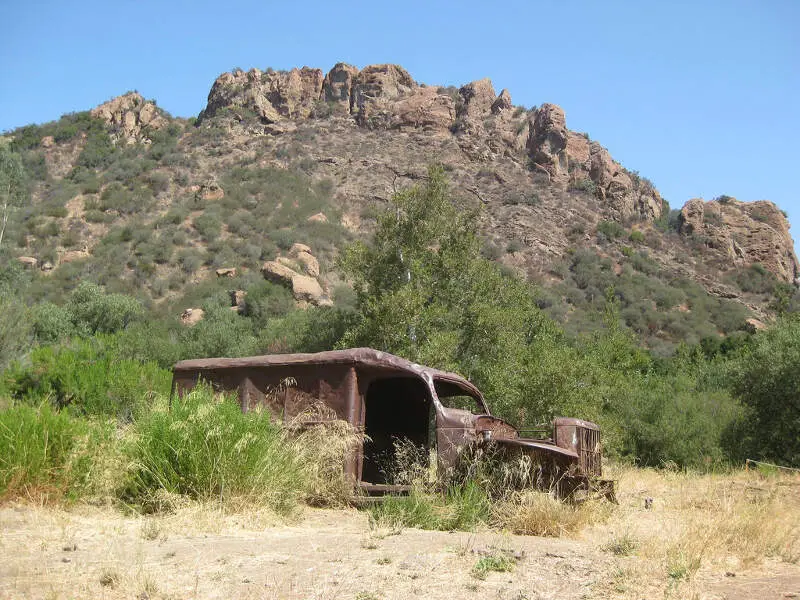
1;502;798;600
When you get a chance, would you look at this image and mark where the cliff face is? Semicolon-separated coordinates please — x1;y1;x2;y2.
198;63;665;224
680;198;798;284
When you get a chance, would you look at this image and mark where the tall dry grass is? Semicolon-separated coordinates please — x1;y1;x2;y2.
591;464;800;597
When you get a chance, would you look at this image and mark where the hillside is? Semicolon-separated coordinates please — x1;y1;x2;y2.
2;62;798;354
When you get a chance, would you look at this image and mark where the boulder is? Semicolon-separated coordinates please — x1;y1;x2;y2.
276;256;301;271
291;274;324;303
262;260;297;286
290;242;312;255
216;267;237;278
230;290;247;312
181;308;205;326
17;256;38;268
262;257;326;305
307;212;328;223
196;181;224;201
745;318;767;332
295;251;320;278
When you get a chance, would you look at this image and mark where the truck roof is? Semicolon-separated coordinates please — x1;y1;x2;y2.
173;347;485;400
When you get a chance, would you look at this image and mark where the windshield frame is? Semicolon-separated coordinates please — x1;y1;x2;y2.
431;376;491;415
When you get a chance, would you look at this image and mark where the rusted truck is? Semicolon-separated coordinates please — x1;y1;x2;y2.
172;348;607;498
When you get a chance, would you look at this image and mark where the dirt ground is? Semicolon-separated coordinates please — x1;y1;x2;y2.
2;501;799;600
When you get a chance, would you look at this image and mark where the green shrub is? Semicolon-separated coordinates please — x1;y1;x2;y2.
0;294;32;369
6;342;170;421
121;386;309;513
471;553;516;580
732;263;777;294
506;239;523;253
67;282;144;335
193;213;222;241
31;302;75;343
0;403;110;501
729;319;800;467
503;192;540;206
596;220;625;240
629;230;645;243
618;373;742;468
570;178;598;195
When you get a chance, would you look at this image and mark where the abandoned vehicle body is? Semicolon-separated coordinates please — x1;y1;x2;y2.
171;348;604;496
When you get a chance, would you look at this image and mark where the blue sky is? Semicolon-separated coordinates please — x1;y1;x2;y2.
2;0;798;245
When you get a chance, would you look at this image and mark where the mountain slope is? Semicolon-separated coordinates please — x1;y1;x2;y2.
2;62;798;353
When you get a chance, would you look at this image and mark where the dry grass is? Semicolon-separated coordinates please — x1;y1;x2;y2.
493;490;612;537
589;464;800;598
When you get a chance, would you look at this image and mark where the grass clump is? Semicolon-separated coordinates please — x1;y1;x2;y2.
602;532;638;556
367;481;490;531
121;386;307;513
492;490;610;537
0;403;110;501
471;551;516;580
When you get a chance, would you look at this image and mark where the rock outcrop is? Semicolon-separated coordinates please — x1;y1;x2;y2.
17;256;38;268
261;244;327;305
180;308;204;326
322;62;359;106
191;61;797;290
525;103;663;221
196;181;224;202
679;197;799;283
197;63;664;222
491;89;513;114
201;67;325;122
91;92;167;144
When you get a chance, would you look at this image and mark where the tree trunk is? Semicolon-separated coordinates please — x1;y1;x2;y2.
0;199;8;249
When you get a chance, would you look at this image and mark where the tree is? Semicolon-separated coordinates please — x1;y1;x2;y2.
67;282;144;335
0;145;26;250
337;165;558;417
731;318;800;467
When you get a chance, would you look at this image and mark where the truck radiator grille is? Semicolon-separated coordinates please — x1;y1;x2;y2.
579;427;602;477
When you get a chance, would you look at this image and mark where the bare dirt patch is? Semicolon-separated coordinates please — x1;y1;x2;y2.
2;491;798;600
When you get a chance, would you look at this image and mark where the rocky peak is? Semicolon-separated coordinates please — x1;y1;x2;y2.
322;62;359;106
459;79;497;117
525;103;663;221
91;92;167;144
491;89;513;114
527;103;568;175
201;66;324;122
680;197;799;284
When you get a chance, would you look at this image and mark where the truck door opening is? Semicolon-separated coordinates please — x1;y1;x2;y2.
362;377;431;485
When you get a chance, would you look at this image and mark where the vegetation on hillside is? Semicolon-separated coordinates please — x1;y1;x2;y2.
0;113;799;545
